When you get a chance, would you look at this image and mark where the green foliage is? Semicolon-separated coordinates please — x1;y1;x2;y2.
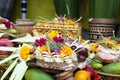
54;0;80;19
89;0;120;18
49;42;62;50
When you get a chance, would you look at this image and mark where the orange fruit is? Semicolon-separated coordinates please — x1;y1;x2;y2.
74;70;90;80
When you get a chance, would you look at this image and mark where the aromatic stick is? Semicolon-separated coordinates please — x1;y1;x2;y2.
98;30;104;38
113;30;115;38
62;28;67;41
74;27;81;40
46;41;51;54
66;4;70;18
75;17;82;23
37;16;50;22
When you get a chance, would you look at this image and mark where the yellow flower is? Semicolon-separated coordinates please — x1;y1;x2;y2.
91;43;99;53
67;19;74;24
48;30;59;39
60;45;73;56
40;45;48;51
20;44;32;60
81;39;86;43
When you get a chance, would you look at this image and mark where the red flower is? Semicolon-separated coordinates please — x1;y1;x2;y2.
53;36;64;44
35;38;47;46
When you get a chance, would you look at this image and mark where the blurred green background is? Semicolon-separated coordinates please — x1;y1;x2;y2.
10;0;120;29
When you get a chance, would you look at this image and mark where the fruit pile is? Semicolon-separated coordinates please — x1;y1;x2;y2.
89;37;120;74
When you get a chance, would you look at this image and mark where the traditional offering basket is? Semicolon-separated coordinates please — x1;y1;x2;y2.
33;21;82;39
89;18;116;42
36;59;78;73
33;21;81;73
96;71;120;80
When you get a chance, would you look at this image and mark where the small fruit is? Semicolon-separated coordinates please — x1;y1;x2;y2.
76;48;89;62
84;66;95;80
76;48;88;57
90;59;103;69
77;55;86;62
74;70;90;80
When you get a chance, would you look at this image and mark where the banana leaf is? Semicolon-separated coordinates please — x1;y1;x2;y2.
54;0;80;19
89;0;120;18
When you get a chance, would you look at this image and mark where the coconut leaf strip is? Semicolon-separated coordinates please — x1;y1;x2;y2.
0;54;19;65
0;59;18;80
9;63;21;80
14;61;28;80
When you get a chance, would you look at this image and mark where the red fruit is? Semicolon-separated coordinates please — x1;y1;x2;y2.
84;66;99;80
77;54;86;62
0;38;14;55
93;71;99;80
76;48;88;57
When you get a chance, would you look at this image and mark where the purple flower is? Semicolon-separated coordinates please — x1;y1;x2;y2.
65;39;72;45
53;36;64;44
35;38;47;46
58;17;64;22
53;50;60;54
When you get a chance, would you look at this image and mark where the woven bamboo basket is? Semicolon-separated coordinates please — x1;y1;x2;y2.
96;70;120;80
33;22;82;39
0;55;9;79
89;18;116;42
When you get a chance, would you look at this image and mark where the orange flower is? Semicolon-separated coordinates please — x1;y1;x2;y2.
116;44;120;46
91;43;99;53
67;19;74;24
60;45;73;56
20;44;32;60
40;45;48;51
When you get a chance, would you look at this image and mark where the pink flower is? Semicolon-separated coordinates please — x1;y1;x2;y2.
53;36;64;44
35;38;47;46
4;19;11;29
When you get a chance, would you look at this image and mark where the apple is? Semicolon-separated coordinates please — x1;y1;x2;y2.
83;66;99;80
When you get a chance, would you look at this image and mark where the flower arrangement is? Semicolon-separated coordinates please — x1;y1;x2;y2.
0;17;16;29
35;30;78;64
0;29;98;79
